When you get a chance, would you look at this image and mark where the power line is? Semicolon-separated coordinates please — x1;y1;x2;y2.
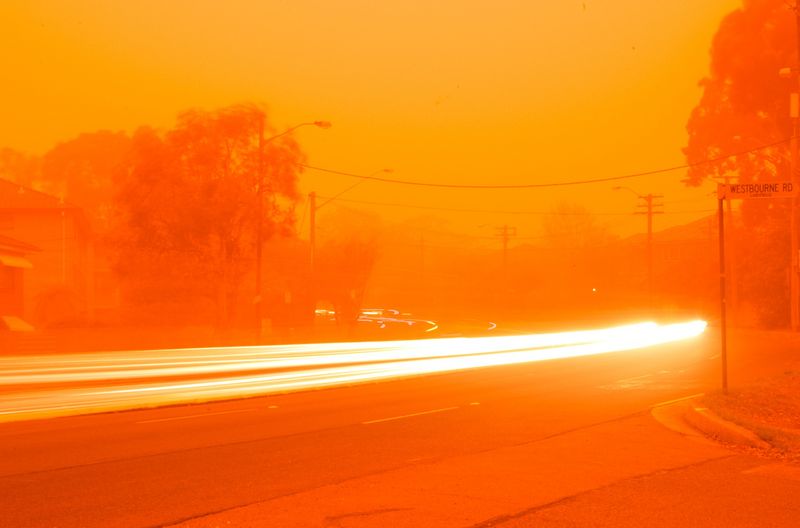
314;194;714;216
301;137;790;189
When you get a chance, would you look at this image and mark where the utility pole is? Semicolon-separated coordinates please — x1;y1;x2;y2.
495;225;516;289
633;194;664;306
255;115;265;342
419;231;425;284
253;119;329;341
309;191;317;275
306;169;388;318
308;192;317;325
792;5;800;330
781;5;800;330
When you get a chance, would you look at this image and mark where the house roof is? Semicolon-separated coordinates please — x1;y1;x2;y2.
0;177;78;210
0;233;40;254
0;177;91;237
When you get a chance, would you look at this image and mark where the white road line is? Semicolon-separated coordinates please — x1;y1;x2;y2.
599;373;654;390
617;374;654;383
652;393;706;408
136;408;253;424
362;406;460;425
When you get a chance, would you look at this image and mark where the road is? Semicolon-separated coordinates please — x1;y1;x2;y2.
1;324;798;527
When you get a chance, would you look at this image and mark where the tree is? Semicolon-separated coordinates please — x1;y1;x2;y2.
0;148;40;187
684;0;793;187
40;131;132;231
539;203;618;311
315;207;381;331
684;0;794;326
112;104;306;328
542;203;615;251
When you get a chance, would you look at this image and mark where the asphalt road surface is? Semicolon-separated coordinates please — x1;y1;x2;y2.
0;326;796;527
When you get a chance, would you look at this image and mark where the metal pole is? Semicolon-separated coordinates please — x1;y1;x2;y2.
255;114;265;342
420;231;425;283
723;175;737;322
60;204;67;284
309;192;317;309
502;225;509;273
646;194;654;307
718;195;728;393
792;7;800;330
792;96;800;331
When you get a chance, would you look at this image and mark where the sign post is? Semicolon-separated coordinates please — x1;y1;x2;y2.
716;181;797;394
717;195;728;393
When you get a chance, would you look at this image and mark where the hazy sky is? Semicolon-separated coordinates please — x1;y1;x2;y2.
1;0;744;240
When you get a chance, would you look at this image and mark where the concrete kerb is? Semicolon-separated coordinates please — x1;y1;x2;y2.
651;397;770;450
682;400;771;449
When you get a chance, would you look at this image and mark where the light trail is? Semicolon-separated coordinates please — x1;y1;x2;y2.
0;320;706;422
0;322;668;384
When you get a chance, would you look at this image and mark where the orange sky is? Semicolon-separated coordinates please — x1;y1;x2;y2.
0;0;743;240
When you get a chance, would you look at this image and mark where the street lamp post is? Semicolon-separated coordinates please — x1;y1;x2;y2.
308;169;392;312
255;117;330;342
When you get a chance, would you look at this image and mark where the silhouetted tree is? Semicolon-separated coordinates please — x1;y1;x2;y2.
112;105;305;328
40;131;132;231
316;207;381;331
540;203;618;310
0;148;40;187
684;0;793;326
542;203;615;250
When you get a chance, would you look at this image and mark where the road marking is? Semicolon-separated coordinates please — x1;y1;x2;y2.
136;408;253;424
469;402;481;406
362;406;460;425
599;373;654;390
267;405;279;409
652;393;705;408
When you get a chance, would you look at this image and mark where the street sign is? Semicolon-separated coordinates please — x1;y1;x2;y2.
718;181;797;199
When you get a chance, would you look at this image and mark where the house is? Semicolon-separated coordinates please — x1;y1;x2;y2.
0;177;95;327
0;233;37;332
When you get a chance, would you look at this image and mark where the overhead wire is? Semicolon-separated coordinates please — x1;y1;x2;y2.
301;137;790;190
313;194;715;217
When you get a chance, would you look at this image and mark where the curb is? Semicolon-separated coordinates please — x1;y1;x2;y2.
682;400;771;449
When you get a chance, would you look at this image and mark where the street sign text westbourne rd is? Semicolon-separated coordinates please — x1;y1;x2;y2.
718;181;797;199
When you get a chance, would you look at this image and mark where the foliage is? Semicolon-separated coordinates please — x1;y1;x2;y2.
685;0;796;327
542;203;616;250
0;147;40;187
40;131;132;230
316;207;382;327
539;203;619;307
684;0;794;188
112;104;305;326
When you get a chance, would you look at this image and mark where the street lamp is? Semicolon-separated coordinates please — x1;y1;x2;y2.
613;186;663;308
255;117;330;342
308;168;393;311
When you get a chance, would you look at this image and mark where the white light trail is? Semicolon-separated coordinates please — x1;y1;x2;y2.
0;320;706;423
